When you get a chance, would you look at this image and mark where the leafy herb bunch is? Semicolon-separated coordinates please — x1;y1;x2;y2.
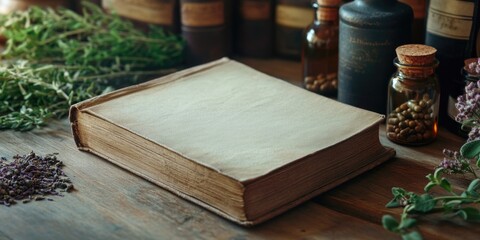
382;60;480;240
0;2;184;131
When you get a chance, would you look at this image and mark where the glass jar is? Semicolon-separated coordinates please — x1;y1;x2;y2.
386;57;440;145
301;0;339;96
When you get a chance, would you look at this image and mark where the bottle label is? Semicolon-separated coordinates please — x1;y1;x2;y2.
338;24;409;113
181;1;224;27
399;0;426;19
317;7;338;21
276;4;314;29
447;95;460;122
426;0;474;40
102;0;174;25
241;0;271;20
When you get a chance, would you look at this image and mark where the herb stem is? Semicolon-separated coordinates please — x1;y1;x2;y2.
77;68;178;81
40;27;93;45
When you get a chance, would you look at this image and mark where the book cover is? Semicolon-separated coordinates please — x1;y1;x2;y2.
69;58;395;225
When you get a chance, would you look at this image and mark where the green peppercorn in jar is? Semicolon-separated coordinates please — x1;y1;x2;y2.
386;44;440;145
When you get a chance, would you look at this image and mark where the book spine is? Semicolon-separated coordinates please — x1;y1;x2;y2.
68;105;86;150
102;0;179;33
235;0;273;58
424;0;475;125
180;0;228;66
274;0;313;59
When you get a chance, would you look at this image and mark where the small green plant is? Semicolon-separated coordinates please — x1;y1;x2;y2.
382;75;480;239
0;1;184;131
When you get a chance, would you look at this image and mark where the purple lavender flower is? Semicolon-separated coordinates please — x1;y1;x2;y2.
455;81;480;131
439;149;471;174
468;127;480;142
466;58;480;75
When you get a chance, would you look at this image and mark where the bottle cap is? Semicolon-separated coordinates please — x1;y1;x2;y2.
395;44;437;65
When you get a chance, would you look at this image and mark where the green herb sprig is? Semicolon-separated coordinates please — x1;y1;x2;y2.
382;163;480;240
0;2;184;131
382;67;480;240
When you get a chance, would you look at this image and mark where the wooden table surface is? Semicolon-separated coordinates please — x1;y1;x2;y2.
0;58;478;240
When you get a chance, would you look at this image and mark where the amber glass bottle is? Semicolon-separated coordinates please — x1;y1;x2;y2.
301;0;340;96
386;44;440;145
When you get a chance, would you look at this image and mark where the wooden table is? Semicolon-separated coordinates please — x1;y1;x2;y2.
0;58;478;240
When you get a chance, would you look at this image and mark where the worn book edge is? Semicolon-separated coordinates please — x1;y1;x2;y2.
69;57;395;225
71;108;395;226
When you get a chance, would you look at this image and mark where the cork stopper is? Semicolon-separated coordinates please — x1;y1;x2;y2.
395;44;437;65
317;0;341;7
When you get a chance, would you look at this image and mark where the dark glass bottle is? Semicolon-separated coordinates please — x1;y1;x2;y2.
338;0;413;114
301;0;340;96
425;0;476;126
443;0;479;137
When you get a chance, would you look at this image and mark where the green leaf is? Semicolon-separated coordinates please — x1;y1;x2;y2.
392;187;407;196
401;231;423;240
439;178;452;192
387;187;410;208
412;194;436;213
461;119;478;129
460;140;480;159
399;217;417;229
382;215;399;232
467;179;480;192
424;182;436;192
386;198;401;208
433;168;444;180
426;173;434;182
443;200;462;208
456;208;480;221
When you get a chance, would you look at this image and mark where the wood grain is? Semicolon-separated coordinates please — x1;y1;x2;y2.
1;120;394;239
0;58;476;239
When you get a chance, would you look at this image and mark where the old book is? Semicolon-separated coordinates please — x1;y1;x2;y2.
102;0;179;33
235;0;274;58
180;0;228;66
69;58;395;226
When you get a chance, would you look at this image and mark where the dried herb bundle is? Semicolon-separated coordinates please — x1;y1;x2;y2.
0;2;184;131
0;152;73;206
